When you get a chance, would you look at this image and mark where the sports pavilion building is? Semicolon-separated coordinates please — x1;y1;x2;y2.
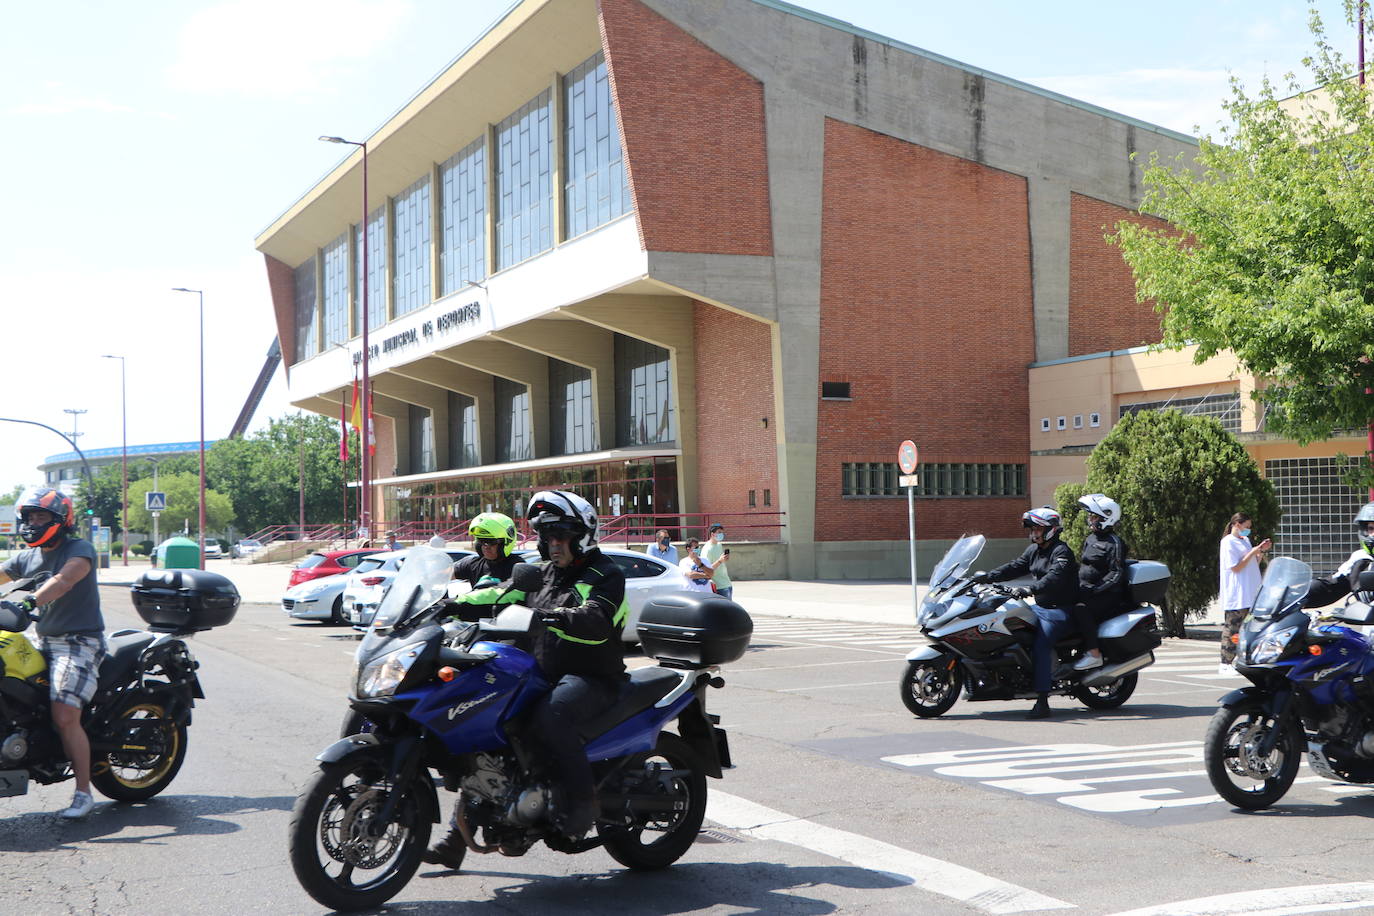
257;0;1212;579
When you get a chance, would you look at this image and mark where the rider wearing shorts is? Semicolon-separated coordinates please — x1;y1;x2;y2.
0;487;106;819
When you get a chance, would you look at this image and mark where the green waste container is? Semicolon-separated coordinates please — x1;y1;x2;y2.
156;537;201;570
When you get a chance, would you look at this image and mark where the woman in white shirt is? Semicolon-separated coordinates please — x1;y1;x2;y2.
1218;512;1270;675
678;538;715;594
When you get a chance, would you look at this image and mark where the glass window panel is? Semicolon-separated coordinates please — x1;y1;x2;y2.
439;136;486;295
614;334;675;446
293;256;318;361
495;90;552;270
549;358;595;456
321;232;349;349
563;52;631;238
494;376;532;463
354;207;386;334
392;175;431;317
448;391;478;469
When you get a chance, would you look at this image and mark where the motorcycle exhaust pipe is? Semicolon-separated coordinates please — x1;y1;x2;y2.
1078;651;1153;688
454;805;501;855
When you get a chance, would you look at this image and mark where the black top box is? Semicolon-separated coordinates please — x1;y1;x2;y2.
637;594;753;667
131;569;240;632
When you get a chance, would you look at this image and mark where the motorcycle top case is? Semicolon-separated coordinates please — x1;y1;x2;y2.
636;594;753;667
1125;561;1169;606
131;569;240;632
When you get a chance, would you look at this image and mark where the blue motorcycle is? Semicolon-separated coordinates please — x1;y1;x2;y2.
287;548;751;911
1204;556;1374;809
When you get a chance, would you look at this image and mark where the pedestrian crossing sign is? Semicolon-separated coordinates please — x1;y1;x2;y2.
145;491;167;512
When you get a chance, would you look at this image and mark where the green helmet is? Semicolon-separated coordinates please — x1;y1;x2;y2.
468;511;518;557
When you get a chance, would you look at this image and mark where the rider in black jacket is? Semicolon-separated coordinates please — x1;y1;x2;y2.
1307;502;1374;609
1069;494;1129;672
975;506;1079;719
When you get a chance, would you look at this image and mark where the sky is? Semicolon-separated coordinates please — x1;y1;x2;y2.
0;0;1362;494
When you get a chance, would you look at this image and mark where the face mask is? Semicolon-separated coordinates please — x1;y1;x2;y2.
659;538;670;546
714;532;724;541
1239;528;1251;538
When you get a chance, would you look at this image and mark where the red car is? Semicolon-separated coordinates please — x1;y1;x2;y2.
288;549;384;588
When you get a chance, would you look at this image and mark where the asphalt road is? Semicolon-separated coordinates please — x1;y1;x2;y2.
6;589;1374;915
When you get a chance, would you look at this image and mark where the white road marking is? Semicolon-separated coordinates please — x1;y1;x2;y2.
778;680;892;692
706;791;1075;914
1104;882;1374;916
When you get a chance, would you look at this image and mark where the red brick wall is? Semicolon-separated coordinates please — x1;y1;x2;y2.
598;0;772;256
1069;193;1169;355
816;119;1033;543
264;254;298;372
693;303;778;530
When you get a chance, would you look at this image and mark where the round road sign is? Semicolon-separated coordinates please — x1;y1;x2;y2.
898;440;919;475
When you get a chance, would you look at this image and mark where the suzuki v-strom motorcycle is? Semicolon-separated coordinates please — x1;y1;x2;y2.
0;569;237;806
288;547;752;912
1204;556;1374;810
900;534;1170;717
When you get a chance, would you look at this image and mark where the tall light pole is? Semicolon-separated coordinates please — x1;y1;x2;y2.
320;135;372;540
172;287;207;568
100;354;128;565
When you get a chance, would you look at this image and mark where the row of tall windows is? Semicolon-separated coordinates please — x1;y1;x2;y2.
841;462;1027;498
291;50;631;360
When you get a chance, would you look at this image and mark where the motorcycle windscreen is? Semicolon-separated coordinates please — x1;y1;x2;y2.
1251;557;1312;620
369;547;454;631
929;534;985;590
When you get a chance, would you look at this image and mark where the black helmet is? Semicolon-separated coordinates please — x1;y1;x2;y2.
526;490;598;559
1356;502;1374;556
16;486;75;547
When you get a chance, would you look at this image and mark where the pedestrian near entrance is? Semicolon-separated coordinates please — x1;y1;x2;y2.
1219;513;1269;675
386;531;401;550
647;529;677;565
678;538;714;593
700;523;732;599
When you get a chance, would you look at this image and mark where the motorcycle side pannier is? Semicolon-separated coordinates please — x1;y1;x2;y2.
1126;561;1170;606
131;569;240;632
637;595;753;667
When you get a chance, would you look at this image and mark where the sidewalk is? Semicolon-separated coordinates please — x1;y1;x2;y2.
97;558;1227;641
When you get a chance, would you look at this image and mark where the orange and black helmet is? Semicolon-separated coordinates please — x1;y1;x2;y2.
16;486;75;547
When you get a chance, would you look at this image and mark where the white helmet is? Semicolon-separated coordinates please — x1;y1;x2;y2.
526;490;598;556
1022;506;1063;541
1077;493;1121;531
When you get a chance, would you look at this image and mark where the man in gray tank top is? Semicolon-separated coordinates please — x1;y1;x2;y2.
0;487;106;819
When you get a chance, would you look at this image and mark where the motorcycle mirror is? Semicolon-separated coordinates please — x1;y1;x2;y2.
509;563;543;594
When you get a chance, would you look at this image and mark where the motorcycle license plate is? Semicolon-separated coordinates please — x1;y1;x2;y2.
0;769;29;798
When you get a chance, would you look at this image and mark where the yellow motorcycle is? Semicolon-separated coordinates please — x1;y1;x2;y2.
0;570;237;804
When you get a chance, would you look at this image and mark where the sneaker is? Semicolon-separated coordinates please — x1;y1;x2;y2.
1072;653;1104;671
60;790;94;820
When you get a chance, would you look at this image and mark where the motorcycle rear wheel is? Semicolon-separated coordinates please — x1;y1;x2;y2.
1204;700;1303;810
1071;673;1138;710
289;753;432;911
90;700;188;802
603;732;707;871
899;659;964;718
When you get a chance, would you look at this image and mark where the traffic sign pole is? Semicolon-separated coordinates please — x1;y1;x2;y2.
898;441;920;620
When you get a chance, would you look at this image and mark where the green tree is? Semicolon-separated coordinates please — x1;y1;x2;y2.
124;472;234;536
75;464;124;535
1055;411;1280;637
1110;3;1374;487
205;413;347;534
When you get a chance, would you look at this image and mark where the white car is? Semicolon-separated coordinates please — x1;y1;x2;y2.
281;573;353;625
202;538;223;559
232;538;264;559
342;549;475;627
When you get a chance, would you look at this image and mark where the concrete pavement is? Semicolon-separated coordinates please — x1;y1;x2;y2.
96;554;1228;637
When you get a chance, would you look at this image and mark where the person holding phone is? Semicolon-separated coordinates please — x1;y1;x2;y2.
700;523;733;599
1219;512;1270;676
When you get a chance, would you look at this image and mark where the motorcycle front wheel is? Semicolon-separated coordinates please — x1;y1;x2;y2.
1071;673;1138;710
603;732;707;871
899;658;964;718
1204;700;1303;810
90;699;188;801
288;753;432;912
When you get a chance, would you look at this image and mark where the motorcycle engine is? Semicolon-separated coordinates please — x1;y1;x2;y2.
460;752;514;804
1;729;28;763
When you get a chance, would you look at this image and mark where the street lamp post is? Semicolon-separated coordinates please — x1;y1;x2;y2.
100;354;128;565
320;135;372;540
172;287;207;569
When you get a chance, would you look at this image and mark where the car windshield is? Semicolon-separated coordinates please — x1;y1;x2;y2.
929;534;985;590
242;539;261;547
1251;556;1312;620
370;547;453;630
298;553;326;569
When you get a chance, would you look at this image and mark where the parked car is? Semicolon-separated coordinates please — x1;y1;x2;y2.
281;573;352;625
342;549;475;627
288;548;384;588
202;538;223;559
231;538;265;559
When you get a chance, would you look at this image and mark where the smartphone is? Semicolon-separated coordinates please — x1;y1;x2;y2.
723;549;730;557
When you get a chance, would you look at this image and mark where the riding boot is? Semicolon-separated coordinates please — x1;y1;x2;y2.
1026;692;1051;719
422;826;468;868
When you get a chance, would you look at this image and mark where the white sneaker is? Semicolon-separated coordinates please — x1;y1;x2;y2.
1072;653;1104;671
60;790;94;820
1217;663;1238;677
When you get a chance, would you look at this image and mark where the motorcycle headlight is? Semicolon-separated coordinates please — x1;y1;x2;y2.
355;642;426;697
1247;626;1299;665
918;599;947;627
